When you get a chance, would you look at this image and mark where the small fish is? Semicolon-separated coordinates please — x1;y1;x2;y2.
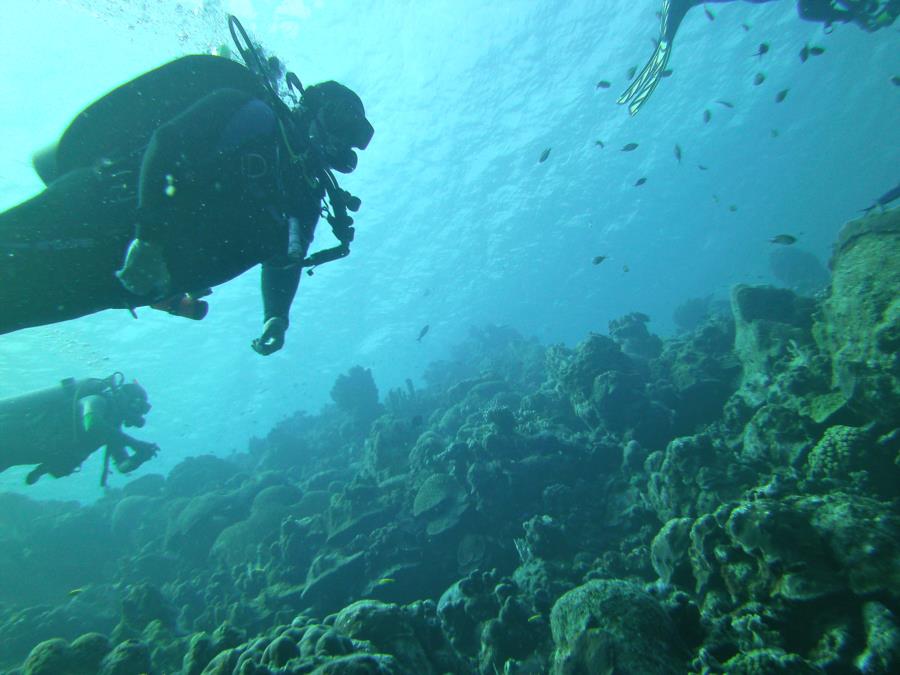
775;88;789;103
698;164;708;171
892;76;900;87
622;264;630;273
375;578;396;586
771;128;780;138
661;69;674;78
538;148;551;163
596;80;611;89
799;44;810;63
592;255;607;266
703;109;711;124
634;177;647;187
809;46;825;56
528;614;543;623
595;140;605;148
716;100;734;109
861;181;900;214
742;23;751;31
68;588;84;597
752;42;770;58
410;415;423;428
620;143;639;152
704;5;715;21
753;72;766;86
770;234;797;245
729;204;738;212
712;194;720;203
416;325;430;342
674;144;682;163
627;65;637;80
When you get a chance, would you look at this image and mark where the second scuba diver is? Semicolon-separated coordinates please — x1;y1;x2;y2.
0;373;157;486
0;16;374;356
619;0;899;115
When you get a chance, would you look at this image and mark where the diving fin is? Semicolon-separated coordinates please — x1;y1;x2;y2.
618;0;675;116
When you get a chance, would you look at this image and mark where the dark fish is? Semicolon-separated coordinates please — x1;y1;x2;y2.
634;177;647;187
704;6;715;21
716;100;734;109
627;65;637;80
703;109;712;124
861;181;900;214
752;42;770;58
810;46;825;56
621;143;639;152
769;234;797;245
775;88;789;103
799;44;809;63
661;69;674;78
742;23;751;31
416;325;430;342
698;164;708;171
411;415;423;428
539;148;551;163
596;80;611;89
893;76;900;87
729;204;738;212
592;255;607;266
595;140;605;148
674;144;682;163
754;72;766;86
771;128;780;138
712;194;720;203
622;264;629;273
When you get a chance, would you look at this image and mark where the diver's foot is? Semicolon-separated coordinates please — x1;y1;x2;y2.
115;239;172;298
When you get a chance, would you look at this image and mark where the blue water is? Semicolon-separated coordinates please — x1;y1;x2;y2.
1;0;897;500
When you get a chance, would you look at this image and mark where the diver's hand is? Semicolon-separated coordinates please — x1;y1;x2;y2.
120;442;159;473
252;317;288;355
115;239;172;298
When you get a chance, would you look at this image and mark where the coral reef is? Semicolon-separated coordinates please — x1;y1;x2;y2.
0;211;898;675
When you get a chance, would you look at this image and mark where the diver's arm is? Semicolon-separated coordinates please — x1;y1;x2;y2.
252;210;318;355
80;396;158;460
252;262;302;356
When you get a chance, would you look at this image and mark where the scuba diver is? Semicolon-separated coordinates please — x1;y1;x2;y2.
619;0;899;115
0;373;158;486
0;16;374;356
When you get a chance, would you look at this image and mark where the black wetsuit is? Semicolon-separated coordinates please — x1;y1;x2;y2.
0;56;321;335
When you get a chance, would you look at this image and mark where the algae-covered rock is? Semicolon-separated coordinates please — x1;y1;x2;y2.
334;599;462;674
69;632;111;674
22;638;71;675
98;639;151;675
310;653;403;674
856;601;900;674
550;579;686;674
721;648;819;674
302;551;366;613
651;517;694;587
731;284;817;401
412;472;468;536
816;208;900;423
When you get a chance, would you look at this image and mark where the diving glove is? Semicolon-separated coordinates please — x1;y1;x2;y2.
119;442;160;473
252;317;288;356
115;239;171;298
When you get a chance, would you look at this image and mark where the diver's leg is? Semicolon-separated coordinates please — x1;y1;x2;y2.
0;168;133;334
